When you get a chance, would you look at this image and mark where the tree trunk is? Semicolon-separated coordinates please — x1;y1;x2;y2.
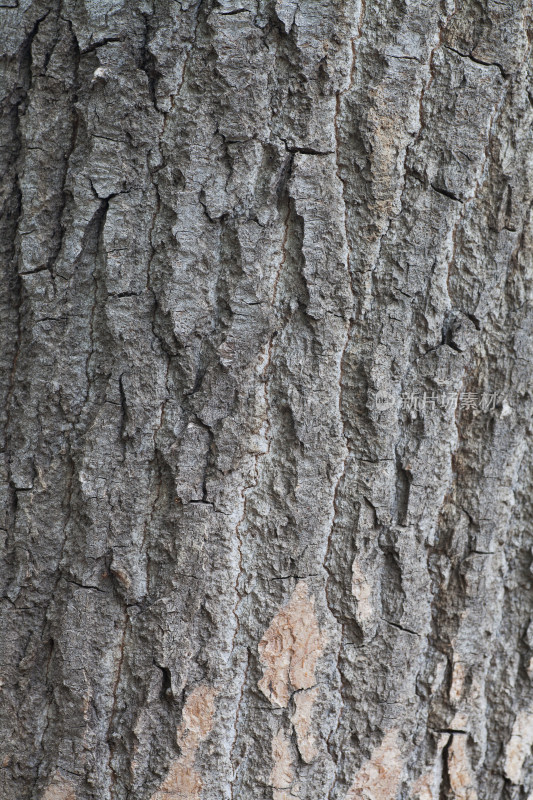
2;1;533;798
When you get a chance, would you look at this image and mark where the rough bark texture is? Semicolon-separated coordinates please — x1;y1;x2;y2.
2;1;533;799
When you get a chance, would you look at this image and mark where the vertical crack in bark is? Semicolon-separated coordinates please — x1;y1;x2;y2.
271;199;292;307
106;614;128;799
229;166;303;792
76;195;112;418
323;4;364;790
46;17;80;278
228;323;277;796
229;647;251;799
2;9;50;457
2;186;22;462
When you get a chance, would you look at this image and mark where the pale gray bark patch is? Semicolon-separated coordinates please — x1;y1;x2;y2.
1;1;533;799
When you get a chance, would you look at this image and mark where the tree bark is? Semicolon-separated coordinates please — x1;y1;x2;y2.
2;1;533;799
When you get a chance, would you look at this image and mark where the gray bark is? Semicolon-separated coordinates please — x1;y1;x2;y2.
2;1;533;799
